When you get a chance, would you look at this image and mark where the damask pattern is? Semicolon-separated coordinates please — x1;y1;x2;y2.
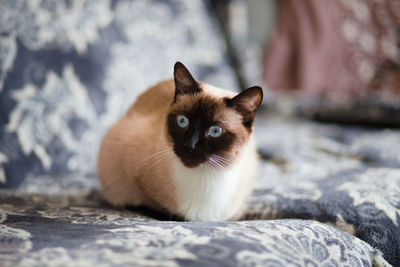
0;194;391;267
0;0;237;190
0;1;399;266
1;116;399;266
248;117;400;265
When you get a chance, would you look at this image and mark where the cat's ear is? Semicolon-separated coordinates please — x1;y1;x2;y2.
173;62;201;101
226;86;263;129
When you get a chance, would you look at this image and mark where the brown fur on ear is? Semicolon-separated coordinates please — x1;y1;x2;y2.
225;86;263;129
173;62;201;102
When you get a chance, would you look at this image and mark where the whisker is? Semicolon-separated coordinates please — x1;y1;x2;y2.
145;150;173;168
213;154;232;162
142;150;174;178
211;155;232;168
208;156;224;169
204;160;219;174
214;157;231;166
214;158;229;168
137;149;172;165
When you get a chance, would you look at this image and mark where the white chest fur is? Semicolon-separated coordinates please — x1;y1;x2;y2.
171;153;246;221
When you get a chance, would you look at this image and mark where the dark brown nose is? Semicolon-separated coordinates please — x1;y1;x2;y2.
184;147;194;154
184;131;199;153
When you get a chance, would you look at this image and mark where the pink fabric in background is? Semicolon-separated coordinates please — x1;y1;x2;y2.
263;0;400;101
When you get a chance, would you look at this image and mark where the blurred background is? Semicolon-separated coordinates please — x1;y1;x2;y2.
0;0;399;191
212;0;400;126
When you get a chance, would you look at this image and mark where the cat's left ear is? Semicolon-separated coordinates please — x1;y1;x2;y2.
226;86;263;129
173;62;201;102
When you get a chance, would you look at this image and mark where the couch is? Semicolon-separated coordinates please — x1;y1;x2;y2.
1;1;399;266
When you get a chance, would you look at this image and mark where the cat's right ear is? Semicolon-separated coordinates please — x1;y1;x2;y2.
173;62;201;102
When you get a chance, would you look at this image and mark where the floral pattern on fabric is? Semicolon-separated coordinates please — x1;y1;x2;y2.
0;0;237;190
0;194;391;267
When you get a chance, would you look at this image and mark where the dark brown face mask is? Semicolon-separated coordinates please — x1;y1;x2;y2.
167;62;263;168
167;99;236;168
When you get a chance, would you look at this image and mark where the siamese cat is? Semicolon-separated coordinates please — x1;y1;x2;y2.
97;62;263;221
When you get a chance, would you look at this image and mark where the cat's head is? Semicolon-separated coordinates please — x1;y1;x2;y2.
167;62;263;168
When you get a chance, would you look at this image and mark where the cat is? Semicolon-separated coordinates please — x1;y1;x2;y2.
97;62;263;221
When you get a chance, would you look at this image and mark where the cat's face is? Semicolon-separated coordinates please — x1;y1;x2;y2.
167;62;263;168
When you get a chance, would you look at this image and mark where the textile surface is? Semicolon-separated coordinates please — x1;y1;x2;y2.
0;193;390;266
0;0;237;191
1;116;399;266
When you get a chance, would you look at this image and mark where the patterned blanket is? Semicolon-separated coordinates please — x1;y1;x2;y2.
0;193;390;266
1;116;399;266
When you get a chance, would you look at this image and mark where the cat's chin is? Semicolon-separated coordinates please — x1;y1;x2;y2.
181;161;201;168
178;158;203;168
175;154;206;168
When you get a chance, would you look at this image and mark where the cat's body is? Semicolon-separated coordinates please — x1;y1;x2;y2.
97;63;262;221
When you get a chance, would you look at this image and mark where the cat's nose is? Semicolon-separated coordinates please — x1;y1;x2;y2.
184;140;197;154
185;131;199;153
184;146;195;154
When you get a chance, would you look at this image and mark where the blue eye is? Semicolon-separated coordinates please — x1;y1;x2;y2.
177;115;189;128
208;125;223;138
